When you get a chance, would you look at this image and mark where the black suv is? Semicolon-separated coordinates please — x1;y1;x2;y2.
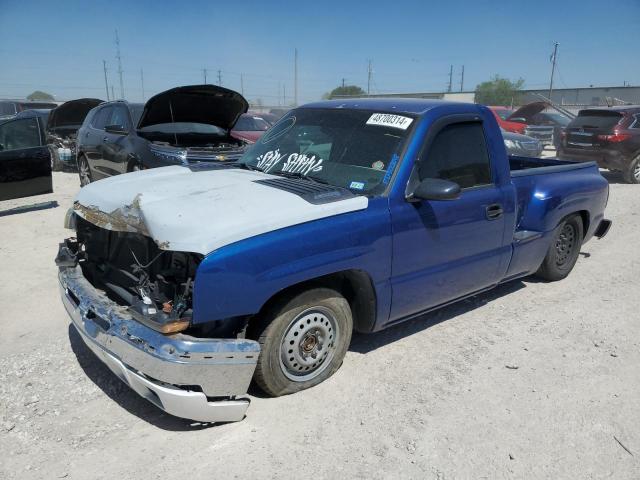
76;85;248;186
558;106;640;183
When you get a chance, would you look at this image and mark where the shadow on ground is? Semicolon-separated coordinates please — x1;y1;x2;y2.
600;170;627;185
68;324;220;431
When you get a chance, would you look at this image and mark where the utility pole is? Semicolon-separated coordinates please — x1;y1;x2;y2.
447;65;453;93
140;68;145;101
111;85;115;100
294;48;298;106
203;68;207;83
548;42;559;101
460;65;465;92
217;69;222;86
240;73;244;95
283;84;286;105
115;29;124;99
102;60;110;101
367;59;372;95
342;78;345;88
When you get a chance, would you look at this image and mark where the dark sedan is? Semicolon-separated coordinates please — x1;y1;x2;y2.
75;85;248;186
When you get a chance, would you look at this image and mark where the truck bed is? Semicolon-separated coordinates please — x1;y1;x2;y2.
509;155;598;177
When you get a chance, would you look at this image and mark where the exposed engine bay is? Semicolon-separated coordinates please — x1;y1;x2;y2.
70;216;203;333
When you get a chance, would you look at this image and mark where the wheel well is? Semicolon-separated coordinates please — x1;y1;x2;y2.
577;210;590;236
256;270;377;334
126;156;141;172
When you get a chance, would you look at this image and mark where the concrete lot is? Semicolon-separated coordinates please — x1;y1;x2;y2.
1;169;639;479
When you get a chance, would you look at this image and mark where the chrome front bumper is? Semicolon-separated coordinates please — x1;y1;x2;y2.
58;266;260;423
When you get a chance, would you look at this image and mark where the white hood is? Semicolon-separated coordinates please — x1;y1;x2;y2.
73;166;369;255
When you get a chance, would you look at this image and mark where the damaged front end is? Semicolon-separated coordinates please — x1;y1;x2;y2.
56;209;260;423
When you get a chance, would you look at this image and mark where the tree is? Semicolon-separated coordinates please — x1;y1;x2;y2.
26;90;55;101
324;85;366;99
474;76;524;106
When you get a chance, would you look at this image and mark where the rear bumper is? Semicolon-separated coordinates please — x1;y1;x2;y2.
58;265;260;422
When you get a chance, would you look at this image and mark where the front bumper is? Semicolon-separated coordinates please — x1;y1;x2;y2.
58;265;260;422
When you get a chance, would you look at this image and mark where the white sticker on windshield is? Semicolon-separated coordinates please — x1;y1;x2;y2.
366;113;413;130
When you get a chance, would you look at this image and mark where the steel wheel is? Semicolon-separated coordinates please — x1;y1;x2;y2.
279;307;338;382
555;223;576;266
78;156;91;186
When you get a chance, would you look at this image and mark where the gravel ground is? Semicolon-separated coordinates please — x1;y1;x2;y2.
1;169;639;480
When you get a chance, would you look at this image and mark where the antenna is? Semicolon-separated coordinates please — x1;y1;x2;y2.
102;60;110;101
140;68;145;101
115;29;124;99
294;48;298;106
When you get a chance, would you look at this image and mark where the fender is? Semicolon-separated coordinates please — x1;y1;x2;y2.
192;197;393;330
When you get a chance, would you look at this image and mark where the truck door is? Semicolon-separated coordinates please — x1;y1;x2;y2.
0;116;52;201
389;117;510;322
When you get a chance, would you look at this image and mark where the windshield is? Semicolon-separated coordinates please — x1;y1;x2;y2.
543;112;570;126
137;122;226;135
495;109;514;120
238;108;414;195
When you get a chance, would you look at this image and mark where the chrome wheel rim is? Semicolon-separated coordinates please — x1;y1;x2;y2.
633;161;640;181
79;159;91;186
555;223;576;266
279;307;338;382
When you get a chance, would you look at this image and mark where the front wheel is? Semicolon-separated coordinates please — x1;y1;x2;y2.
622;154;640;184
535;214;584;281
251;288;353;397
78;155;92;186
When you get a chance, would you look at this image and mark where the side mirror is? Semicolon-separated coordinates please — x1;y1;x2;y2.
105;124;128;135
407;178;461;202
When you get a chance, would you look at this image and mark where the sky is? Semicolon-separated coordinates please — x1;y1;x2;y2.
0;0;638;105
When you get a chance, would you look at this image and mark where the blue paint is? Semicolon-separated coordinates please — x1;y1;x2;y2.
192;98;610;333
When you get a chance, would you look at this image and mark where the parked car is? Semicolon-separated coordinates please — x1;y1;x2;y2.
558;106;640;183
230;113;271;143
490;102;572;148
488;106;526;134
0;110;52;201
0;100;58;120
57;98;611;422
75;85;248;186
47;98;103;171
502;129;543;157
251;111;279;125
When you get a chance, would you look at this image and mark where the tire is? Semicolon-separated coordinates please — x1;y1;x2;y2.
622;154;640;184
78;155;92;187
535;214;584;281
251;288;353;397
128;160;142;172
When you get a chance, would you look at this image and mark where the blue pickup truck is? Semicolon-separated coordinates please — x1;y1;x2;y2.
56;98;611;422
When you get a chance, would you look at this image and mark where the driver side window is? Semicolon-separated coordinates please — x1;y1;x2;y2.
419;121;492;189
0;117;42;151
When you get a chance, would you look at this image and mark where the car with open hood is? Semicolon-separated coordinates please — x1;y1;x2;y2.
495;101;573;148
230;113;271;143
56;98;611;422
75;85;248;186
47;98;103;171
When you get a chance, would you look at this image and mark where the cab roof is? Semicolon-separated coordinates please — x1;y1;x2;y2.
300;98;467;116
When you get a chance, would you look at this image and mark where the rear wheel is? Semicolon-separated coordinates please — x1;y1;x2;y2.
622;154;640;184
251;288;353;397
78;155;92;186
535;214;583;281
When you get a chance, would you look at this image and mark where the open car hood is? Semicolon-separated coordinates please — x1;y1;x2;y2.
47;98;103;131
507;101;548;122
137;85;249;131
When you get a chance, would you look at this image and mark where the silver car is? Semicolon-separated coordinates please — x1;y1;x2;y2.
502;129;543;157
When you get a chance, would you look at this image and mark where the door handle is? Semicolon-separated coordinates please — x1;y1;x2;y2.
103;137;108;142
486;203;503;220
